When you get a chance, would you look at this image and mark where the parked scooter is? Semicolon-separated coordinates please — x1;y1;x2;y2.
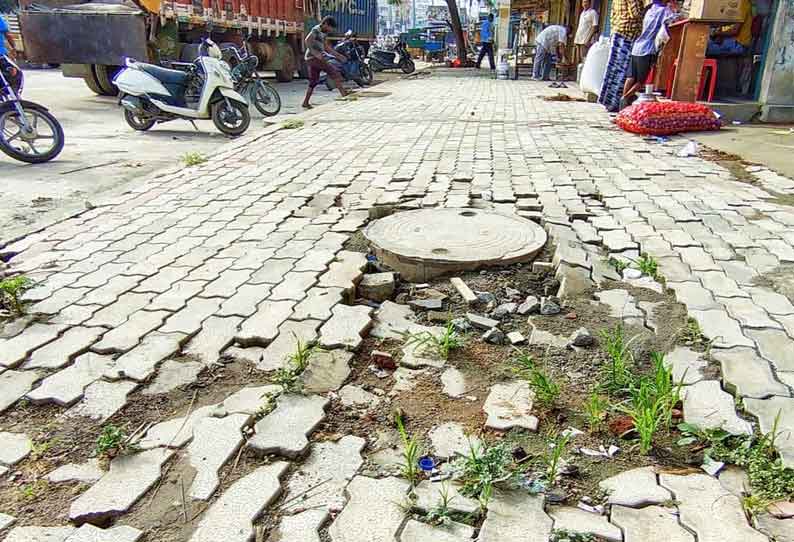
323;32;373;90
114;38;251;136
0;56;65;163
220;37;281;116
368;38;415;74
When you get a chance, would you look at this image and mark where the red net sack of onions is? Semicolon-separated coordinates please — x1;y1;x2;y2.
616;101;722;136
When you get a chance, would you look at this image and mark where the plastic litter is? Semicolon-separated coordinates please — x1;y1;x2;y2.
677;141;699;157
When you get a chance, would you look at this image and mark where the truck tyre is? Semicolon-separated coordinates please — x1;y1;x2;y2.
94;65;121;96
275;49;295;82
83;66;106;95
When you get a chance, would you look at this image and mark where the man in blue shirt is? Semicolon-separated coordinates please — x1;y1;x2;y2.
0;15;16;59
476;14;495;70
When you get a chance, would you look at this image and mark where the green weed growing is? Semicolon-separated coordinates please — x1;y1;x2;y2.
455;441;516;500
282;119;305;129
543;432;571;484
0;275;34;315
395;411;422;487
599;325;636;393
637;253;659;279
585;391;609;432
182;152;208;166
512;352;562;408
403;322;464;361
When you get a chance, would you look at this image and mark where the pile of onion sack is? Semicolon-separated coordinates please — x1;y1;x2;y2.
616;101;722;135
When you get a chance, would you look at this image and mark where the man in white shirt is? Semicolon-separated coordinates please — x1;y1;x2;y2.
574;0;599;61
533;24;569;81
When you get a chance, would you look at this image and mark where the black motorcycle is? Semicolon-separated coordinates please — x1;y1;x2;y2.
220;39;281;117
368;38;415;74
0;56;64;163
324;37;374;90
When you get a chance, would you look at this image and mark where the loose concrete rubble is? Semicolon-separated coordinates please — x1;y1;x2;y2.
0;431;31;466
483;381;538;431
328;476;410;542
429;422;480;459
47;459;104;484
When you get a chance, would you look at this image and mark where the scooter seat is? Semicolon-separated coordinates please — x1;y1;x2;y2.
137;63;191;86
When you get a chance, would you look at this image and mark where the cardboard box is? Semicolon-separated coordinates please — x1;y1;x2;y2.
688;0;744;22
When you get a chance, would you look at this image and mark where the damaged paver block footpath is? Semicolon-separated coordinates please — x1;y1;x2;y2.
69;448;174;525
189;462;289;542
478;492;552;542
248;394;329;458
483;381;538;431
328;476;410;542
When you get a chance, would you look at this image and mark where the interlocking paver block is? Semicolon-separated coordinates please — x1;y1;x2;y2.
201;269;253;299
269;271;319;302
667;281;718;311
249;258;296;285
159;297;221;336
92;310;169;354
328;476;410;542
549;506;622;542
217;284;271;317
400;520;475;542
664;346;706;385
318;304;373;350
259;319;321;371
87;293;153;327
64;524;144;542
270;510;327;542
236;299;295;346
478;491;552;542
1;323;68;368
599;466;671;507
248;393;328;458
0;432;31;466
611;505;695;542
0;370;42;412
301;350;353;393
29;287;91;315
69;448;174;525
187;413;248;500
147;281;206;312
143;359;204;395
183;316;243;365
106;332;185;381
292;287;344;321
660;473;767;542
3;526;76;542
712;347;790;399
47;459;104;484
27;352;115;406
747;328;794;372
689;309;754;349
744;396;794;468
188;462;288;542
317;251;368;296
66;380;138;422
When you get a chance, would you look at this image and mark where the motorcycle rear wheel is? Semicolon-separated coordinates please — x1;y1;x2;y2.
361;64;374;84
124;109;156;131
400;59;416;74
0;103;65;164
212;100;250;136
250;80;281;117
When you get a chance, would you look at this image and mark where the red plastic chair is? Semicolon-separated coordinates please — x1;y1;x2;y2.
665;58;717;101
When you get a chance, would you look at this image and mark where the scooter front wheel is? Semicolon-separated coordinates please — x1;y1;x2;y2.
212;99;250;136
400;59;416;74
124;109;155;132
0;103;65;164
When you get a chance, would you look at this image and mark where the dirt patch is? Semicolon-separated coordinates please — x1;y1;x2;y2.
753;265;794;302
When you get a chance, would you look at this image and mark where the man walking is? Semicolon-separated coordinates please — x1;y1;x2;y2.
476;14;495;70
533;24;568;81
302;15;349;110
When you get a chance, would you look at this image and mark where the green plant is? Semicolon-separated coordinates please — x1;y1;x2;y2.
426;482;455;525
0;275;35;315
403;322;464;360
30;438;58;461
511;352;561;408
96;424;126;456
551;530;596;542
679;317;706;345
395;411;422;487
585;391;609;432
18;480;48;501
182;152;208;166
254;392;278;420
599;325;636;393
620;378;662;455
637;253;659;279
543;432;571;484
455;441;517;499
650;352;683;430
270;335;318;392
478;481;493;513
282;119;305;129
607;257;628;275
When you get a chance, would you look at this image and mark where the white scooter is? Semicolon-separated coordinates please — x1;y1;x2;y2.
114;38;251;136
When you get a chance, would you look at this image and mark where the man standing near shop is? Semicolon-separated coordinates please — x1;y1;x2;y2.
476;13;496;70
302;15;349;110
574;0;599;62
533;24;569;81
598;0;644;112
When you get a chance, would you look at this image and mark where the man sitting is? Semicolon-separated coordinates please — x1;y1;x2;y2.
707;0;752;56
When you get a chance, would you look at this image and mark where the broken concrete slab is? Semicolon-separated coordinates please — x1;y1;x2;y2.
0;512;15;531
258;319;321;372
744;396;794;468
507;331;526;345
370;301;442;341
66;380;138;422
47;459;104;484
549;506;622;542
528;319;569;348
236;299;296;347
358;272;396;302
143;359;204;395
27;352;114;406
339;385;381;408
3;526;76;542
400;520;475;542
595;289;644;326
248;394;328;458
189;462;288;542
440;367;467;398
270;510;328;542
64;525;144;542
105;332;185;382
69;448;174;525
483;381;538;432
319;304;373;350
682;380;752;436
713;347;790;399
664;347;707;386
517;295;540;315
328;476;410;542
450;277;478;304
429;422;481;459
24;326;103;370
599;466;671;507
282;435;365;513
0;432;31;466
466;312;499;330
301;350;353;394
411;480;479;514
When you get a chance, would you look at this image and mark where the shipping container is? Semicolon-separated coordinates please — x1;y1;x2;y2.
318;0;377;41
18;0;307;95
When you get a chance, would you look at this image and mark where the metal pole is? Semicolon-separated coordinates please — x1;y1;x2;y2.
412;0;416;28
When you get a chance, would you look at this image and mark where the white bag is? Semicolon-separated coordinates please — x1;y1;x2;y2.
580;36;611;96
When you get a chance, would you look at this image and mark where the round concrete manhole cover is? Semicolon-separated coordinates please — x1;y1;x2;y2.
364;208;548;281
